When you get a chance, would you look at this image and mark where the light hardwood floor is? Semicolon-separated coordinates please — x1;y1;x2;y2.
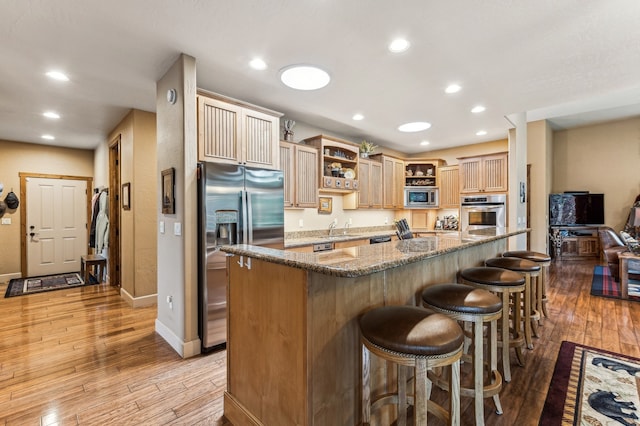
1;258;638;425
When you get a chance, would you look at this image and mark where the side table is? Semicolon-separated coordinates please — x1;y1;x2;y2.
81;254;107;284
618;251;640;299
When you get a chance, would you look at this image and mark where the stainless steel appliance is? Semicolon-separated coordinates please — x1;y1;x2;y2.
404;187;439;208
197;162;284;351
460;194;507;230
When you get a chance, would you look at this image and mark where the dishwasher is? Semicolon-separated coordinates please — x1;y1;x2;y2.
313;242;334;252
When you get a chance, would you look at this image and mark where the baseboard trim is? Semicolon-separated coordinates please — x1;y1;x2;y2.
119;287;157;308
155;319;201;358
0;272;21;284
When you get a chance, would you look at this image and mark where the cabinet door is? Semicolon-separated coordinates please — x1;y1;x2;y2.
370;162;383;209
439;166;459;208
242;109;280;170
393;159;405;208
357;160;371;208
198;96;242;164
459;158;482;194
482;153;508;193
279;142;294;207
383;157;404;209
294;145;318;208
578;238;599;256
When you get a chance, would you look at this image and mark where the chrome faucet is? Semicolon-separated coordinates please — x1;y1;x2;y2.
328;221;337;236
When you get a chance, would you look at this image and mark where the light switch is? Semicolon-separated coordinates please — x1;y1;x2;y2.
159;221;165;234
174;222;182;236
1;218;11;225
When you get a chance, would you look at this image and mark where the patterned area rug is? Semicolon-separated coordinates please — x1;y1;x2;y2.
4;272;98;298
540;341;640;425
591;265;640;301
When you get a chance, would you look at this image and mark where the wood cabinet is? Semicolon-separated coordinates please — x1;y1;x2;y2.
549;226;600;259
458;152;508;194
382;156;405;209
357;158;383;209
438;165;460;208
303;135;359;193
279;141;318;208
197;92;281;170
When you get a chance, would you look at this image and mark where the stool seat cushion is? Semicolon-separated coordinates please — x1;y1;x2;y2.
459;266;525;287
421;283;502;315
485;256;541;273
502;250;551;263
360;306;463;357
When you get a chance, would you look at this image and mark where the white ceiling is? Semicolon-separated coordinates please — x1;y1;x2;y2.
1;1;640;154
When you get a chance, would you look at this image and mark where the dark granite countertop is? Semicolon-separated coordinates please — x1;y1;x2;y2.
222;227;528;278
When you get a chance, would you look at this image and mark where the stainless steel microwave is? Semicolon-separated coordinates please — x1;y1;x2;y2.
404;187;439;208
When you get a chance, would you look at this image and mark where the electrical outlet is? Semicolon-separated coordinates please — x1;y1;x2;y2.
298;219;304;228
174;222;182;236
384;217;389;224
348;218;352;225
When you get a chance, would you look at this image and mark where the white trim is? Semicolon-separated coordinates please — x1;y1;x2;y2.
119;287;157;308
0;272;21;284
155;319;201;358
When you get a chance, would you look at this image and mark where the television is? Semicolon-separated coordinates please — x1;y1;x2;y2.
549;192;605;226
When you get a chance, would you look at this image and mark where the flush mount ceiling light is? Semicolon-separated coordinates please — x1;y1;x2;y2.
249;58;267;70
280;65;330;90
476;130;488;136
43;111;60;119
46;70;69;81
398;122;431;132
41;134;55;140
352;113;364;121
471;105;486;113
388;38;410;53
445;84;461;94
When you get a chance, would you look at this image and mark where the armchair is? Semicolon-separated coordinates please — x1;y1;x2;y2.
598;226;640;281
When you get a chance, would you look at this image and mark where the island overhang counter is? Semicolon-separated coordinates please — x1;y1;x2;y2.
221;227;528;425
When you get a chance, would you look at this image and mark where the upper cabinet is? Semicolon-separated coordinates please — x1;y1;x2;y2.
197;92;282;170
381;156;405;209
438;165;460;208
279;141;318;208
404;161;438;187
303;135;359;193
357;158;383;209
458;152;508;194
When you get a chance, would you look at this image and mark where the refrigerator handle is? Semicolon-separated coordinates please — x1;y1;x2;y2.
241;190;248;244
246;190;254;244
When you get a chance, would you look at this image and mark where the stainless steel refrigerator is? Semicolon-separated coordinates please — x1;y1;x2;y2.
197;162;284;351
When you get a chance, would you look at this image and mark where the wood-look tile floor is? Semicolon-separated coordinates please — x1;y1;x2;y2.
0;259;638;425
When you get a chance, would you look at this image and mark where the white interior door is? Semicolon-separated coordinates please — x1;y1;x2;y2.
26;177;88;277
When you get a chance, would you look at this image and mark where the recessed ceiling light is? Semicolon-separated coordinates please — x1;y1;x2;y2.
249;58;267;70
420;140;430;146
41;134;55;140
43;111;60;119
388;38;410;53
280;65;330;90
398;122;431;133
46;71;69;82
352;113;364;121
476;130;487;136
445;84;461;94
471;105;486;113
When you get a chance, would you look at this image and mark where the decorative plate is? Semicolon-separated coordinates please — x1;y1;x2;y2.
343;168;355;179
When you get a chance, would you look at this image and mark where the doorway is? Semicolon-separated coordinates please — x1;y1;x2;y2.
109;136;121;287
20;173;92;277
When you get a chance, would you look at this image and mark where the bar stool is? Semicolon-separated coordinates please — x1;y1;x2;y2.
485;257;540;350
503;250;552;319
359;306;464;426
459;267;526;383
421;283;503;425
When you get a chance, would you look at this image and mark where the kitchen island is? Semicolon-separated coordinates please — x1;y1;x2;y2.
221;227;527;426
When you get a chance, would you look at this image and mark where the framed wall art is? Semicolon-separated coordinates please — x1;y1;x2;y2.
161;168;175;214
318;196;332;214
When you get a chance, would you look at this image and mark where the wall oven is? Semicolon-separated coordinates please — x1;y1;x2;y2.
460;194;507;230
404;187;439;208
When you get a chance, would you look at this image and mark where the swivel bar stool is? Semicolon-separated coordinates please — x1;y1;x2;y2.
359;306;464;426
421;283;503;425
485;257;540;350
459;266;526;383
503;250;552;320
